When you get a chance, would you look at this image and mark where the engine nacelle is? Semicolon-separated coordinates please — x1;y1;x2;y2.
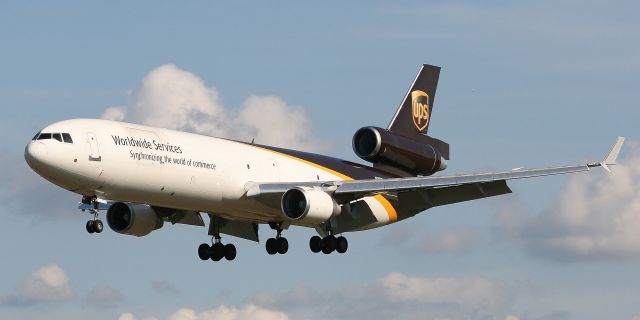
106;202;164;237
281;187;341;225
352;126;447;176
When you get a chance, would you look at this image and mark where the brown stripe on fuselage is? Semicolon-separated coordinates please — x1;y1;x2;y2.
237;141;400;223
251;144;400;180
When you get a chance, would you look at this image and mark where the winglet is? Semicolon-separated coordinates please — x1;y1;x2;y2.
597;137;625;172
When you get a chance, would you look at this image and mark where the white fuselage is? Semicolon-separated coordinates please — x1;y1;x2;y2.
24;119;396;230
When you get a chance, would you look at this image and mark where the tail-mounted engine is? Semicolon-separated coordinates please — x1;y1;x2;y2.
106;202;164;237
281;187;341;226
353;126;448;176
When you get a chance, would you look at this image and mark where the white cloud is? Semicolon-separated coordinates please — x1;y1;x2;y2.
0;263;75;306
18;263;73;303
117;313;159;320
117;273;515;320
120;304;288;320
101;64;328;151
496;142;640;260
168;305;288;320
252;272;508;320
101;106;127;122
118;313;137;320
234;95;325;151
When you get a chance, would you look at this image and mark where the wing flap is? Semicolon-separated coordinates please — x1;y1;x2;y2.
336;164;589;195
398;180;512;216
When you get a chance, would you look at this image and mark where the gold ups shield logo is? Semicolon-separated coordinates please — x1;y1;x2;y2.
411;90;430;132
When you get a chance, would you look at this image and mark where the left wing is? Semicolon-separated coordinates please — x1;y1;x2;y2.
246;137;624;201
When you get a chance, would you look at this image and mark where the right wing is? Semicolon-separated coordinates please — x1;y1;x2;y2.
246;137;625;203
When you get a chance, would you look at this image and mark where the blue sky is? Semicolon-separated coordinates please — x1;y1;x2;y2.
1;1;639;319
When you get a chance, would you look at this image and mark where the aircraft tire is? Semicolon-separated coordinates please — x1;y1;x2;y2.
210;243;225;261
277;237;288;254
86;220;95;233
336;236;348;254
224;244;237;261
198;243;210;260
266;238;278;255
93;220;103;233
309;236;321;253
322;235;336;254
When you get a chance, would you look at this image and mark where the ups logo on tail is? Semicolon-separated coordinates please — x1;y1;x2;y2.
411;90;430;133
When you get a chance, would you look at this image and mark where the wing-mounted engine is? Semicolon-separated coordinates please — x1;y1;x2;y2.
281;187;341;226
106;202;164;237
352;126;448;176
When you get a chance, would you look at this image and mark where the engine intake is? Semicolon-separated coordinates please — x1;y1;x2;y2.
281;187;340;225
106;202;164;237
353;126;447;176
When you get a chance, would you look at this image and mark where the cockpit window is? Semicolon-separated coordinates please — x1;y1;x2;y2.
32;132;41;140
35;132;73;143
62;133;73;143
38;133;52;140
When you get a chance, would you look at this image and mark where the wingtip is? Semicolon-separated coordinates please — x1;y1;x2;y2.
603;136;625;166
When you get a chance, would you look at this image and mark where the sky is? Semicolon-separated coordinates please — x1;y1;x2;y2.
1;1;639;319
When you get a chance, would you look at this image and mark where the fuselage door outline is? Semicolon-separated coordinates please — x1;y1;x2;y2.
87;132;102;161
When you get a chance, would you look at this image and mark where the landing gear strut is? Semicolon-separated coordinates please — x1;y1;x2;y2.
266;222;288;255
198;215;236;262
83;195;103;234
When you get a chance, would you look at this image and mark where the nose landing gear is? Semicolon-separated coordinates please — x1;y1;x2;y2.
86;219;103;233
82;195;103;234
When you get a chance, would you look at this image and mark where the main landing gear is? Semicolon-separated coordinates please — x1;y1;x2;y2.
199;215;236;262
309;233;348;254
198;236;236;262
265;222;288;255
83;195;103;234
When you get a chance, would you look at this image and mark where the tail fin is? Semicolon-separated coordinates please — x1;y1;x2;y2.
386;64;448;159
387;64;440;137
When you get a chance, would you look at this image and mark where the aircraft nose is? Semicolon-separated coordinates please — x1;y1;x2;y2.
24;141;48;168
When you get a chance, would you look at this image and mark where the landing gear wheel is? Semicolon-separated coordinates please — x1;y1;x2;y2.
277;237;289;254
309;236;321;253
322;235;337;254
86;220;95;233
224;244;237;261
210;242;225;261
336;236;348;254
93;220;103;233
266;238;278;255
198;243;210;260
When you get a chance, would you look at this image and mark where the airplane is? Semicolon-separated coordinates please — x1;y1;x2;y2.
24;64;625;262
